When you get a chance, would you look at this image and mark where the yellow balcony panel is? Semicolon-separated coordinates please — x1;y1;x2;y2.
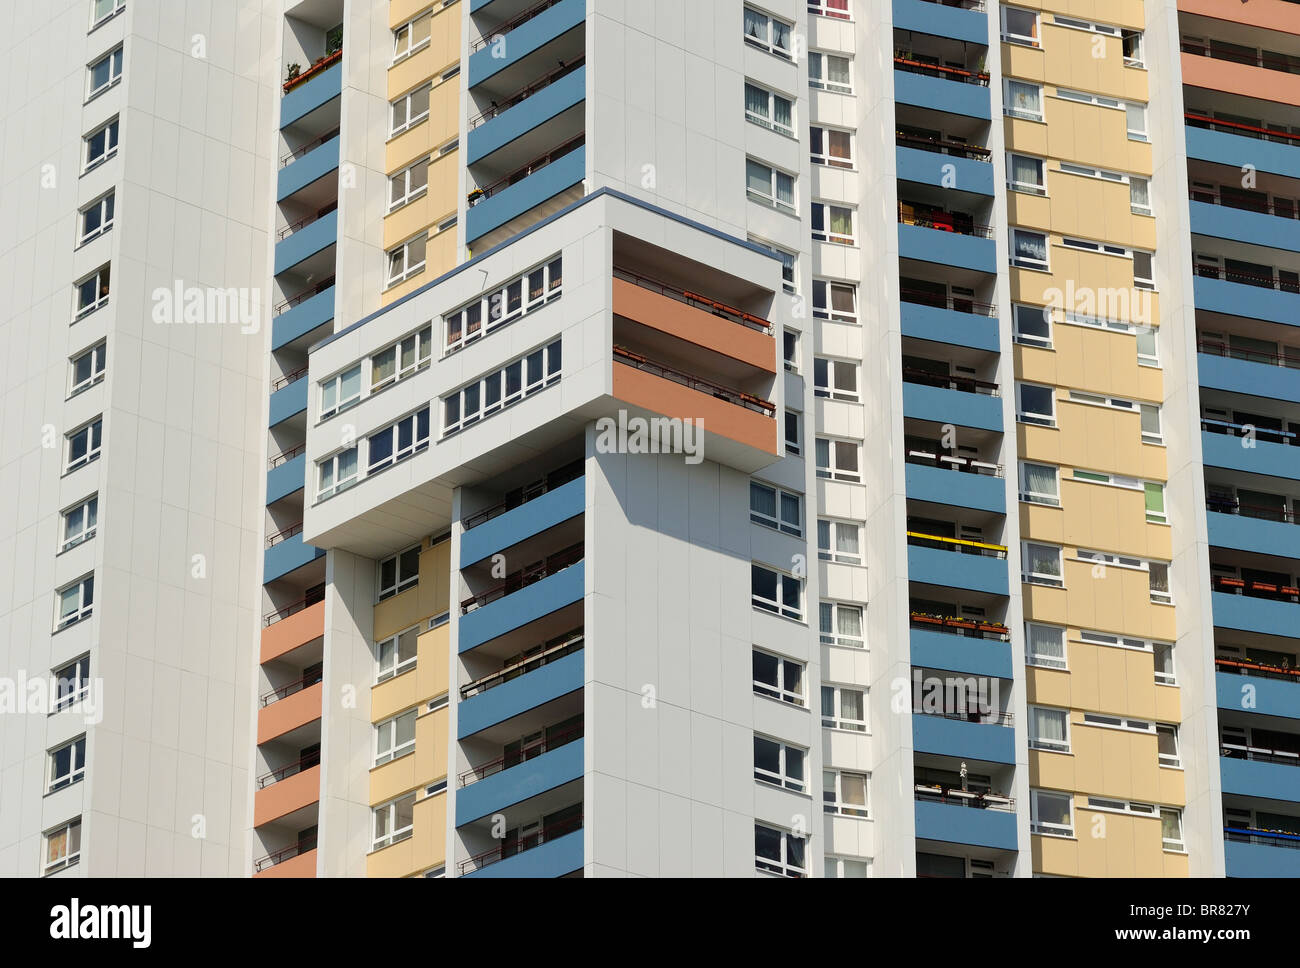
1014;325;1148;402
389;44;436;102
1018;401;1144;479
1009;266;1160;332
373;539;452;642
384;193;433;252
391;0;436;29
1009;1;1145;31
1004;115;1049;159
1008;174;1148;250
1067;720;1167;802
1033;635;1160;719
1060;478;1171;560
1158;762;1185;807
1032;828;1081;876
381;231;457;306
385;81;458;174
1026;664;1073;708
383;155;458;252
372;666;419;726
1073;809;1174;877
416;624;450;704
415;705;449;787
390;0;461;64
370;752;420;807
1043;95;1152;176
1057;556;1177;643
1154;681;1180;723
1037;26;1148;104
1020;500;1065;546
365;790;447;877
1136;363;1162;405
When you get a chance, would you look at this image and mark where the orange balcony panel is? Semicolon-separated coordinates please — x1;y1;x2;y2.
611;277;776;374
612;361;778;456
260;601;325;664
1179;0;1300;37
253;765;321;827
257;682;323;745
1181;51;1300;108
253;848;317;878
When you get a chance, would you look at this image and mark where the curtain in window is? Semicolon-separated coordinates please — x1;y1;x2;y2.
830;284;855;313
1023;462;1057;497
836;525;860;558
772;20;791;50
780;492;800;527
842;773;867;808
744;7;765;40
1011;154;1041;188
1141;404;1161;436
827;130;851;159
773;96;792;132
837;605;862;639
775;172;794;207
828;55;850;87
829;206;853;238
1028;624;1064;661
819;602;834;634
750;482;776;518
1007;81;1039;114
1149;562;1170;593
1015;232;1047;261
1161;809;1181;841
746;160;770;196
1032;707;1066;742
839;689;864;723
744;83;767;120
372;349;397;385
1130;177;1150;209
1126;103;1146;135
1029;544;1060;577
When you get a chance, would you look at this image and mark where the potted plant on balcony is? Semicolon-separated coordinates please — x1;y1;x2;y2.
286;63;300;82
910;612;944;627
467;188;485;206
946;615;980;630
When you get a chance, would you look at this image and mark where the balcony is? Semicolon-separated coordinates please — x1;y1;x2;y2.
1216;665;1300;721
1224;828;1300;876
1221;747;1300;802
1197;343;1300;404
1202;425;1300;482
278;132;340;201
455;727;584;825
901;369;1002;433
895;133;993;197
914;788;1016;850
1206;500;1300;561
458;633;584;737
898;205;997;273
266;448;306;504
281;55;342;128
252;841;317;878
893;0;988;45
909;614;1012;679
904;451;1005;513
465;137;585;245
912;710;1015;764
1180;41;1300;109
1193;261;1300;328
461;475;584;568
260;598;324;664
264;530;325;584
1186;114;1300;179
1212;576;1300;639
467;61;585;166
899;287;999;352
892;56;991;120
253;760;320;827
459;547;584;652
468;0;585;89
1190;197;1300;254
257;677;323;745
458;814;582;877
272;280;335;352
268;368;309;428
907;532;1009;596
274;208;338;275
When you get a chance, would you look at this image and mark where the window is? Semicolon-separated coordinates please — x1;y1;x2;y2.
1144;482;1167;524
1122;29;1144;67
1026;623;1067;669
376;625;419;682
372;792;416;850
808;0;849;20
824;770;869;817
367;407;431;472
751;563;803;620
74;265;111;318
810;127;853;169
1082;712;1152;733
1017;383;1056;427
78;191;115;246
1140;403;1162;444
818;521;862;566
752;649;805;706
743;6;793;59
811;202;855;245
393;10;432;62
65;417;103;472
754;735;806;791
378;546;420;601
83;117;119;170
1004;80;1043;121
1126;102;1148;141
809;51;852;94
1023;542;1063;587
744;82;794;137
44;819;81;875
1019;461;1059;507
389;157;429;210
821;685;866;732
814;357;859;401
390;83;431;136
819;601;864;648
1029;706;1069;752
1161;808;1184;850
317;447;358;499
61;495;98;552
1031;790;1073;836
750;481;802;536
443;340;561;436
69;341;106;396
745;158;795;212
784;409;801;456
752;239;797;294
1130;176;1151;215
755;823;805;877
1157;724;1180;768
825;856;869;877
445;257;562;353
1056;87;1122;110
1013;304;1052;348
815;437;861;482
375;709;417;765
48;737;87;792
53;655;91;712
1132;250;1154;290
783;328;799;372
87;46;123;98
813;280;857;324
1008;153;1046;195
319;364;361;419
386;233;427;286
56;575;94;630
1148;561;1172;605
1002;7;1040;45
1011;229;1048;269
92;0;125;27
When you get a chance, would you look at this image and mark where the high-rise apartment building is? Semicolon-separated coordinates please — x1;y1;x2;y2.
1;0;1298;880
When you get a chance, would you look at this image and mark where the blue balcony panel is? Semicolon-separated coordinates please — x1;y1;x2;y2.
896;145;994;196
898;223;996;273
459;562;585;653
1220;755;1300;803
893;0;988;44
274;210;338;276
900;301;1000;353
1194;275;1300;329
468;0;585;88
263;533;324;583
1201;430;1300;482
467;66;586;165
1185;124;1300;180
266;453;306;505
1216;669;1300;721
1190;199;1300;254
460;476;585;568
902;382;1003;432
458;651;584;739
1212;590;1300;640
271;286;335;352
280;62;342;128
1225;838;1300;877
893;70;991;121
278;136;340;201
465;145;585;244
905;462;1006;514
268;377;308;428
915;800;1017;851
908;545;1009;596
1207;510;1300;562
910;628;1013;680
455;738;584;825
912;713;1015;765
1198;353;1300;405
461;828;582;878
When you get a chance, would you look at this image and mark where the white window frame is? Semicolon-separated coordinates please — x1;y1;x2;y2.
56;575;94;630
817;520;863;566
746;158;796;213
744;81;795;137
53;655;91;712
372;325;435;391
1013;303;1053;348
1161;807;1184;851
444;256;562;354
87;45;123;99
74;265;111;318
1018;461;1060;507
378;545;421;601
1153;641;1176;685
752;648;806;706
751;562;804;621
367;407;431;473
1011;228;1049;270
743;5;794;60
750;480;803;537
813;356;859;402
83;117;119;172
319;363;362;419
392;10;433;63
807;0;850;20
442;339;561;436
91;0;125;29
390;83;432;136
755;822;806;878
810;126;854;169
316;446;359;500
1157;724;1181;768
815;436;862;483
386;233;428;287
825;856;870;877
69;341;107;396
1031;789;1074;837
1028;705;1070;752
61;495;98;552
1004;79;1043;122
812;279;858;324
808;50;852;94
823;769;870;817
1007;153;1047;195
1017;382;1056;427
388;156;430;211
784;409;802;456
65;417;103;472
1025;622;1067;669
1130;175;1152;215
78;191;115;246
1126;102;1148;142
375;625;419;683
782;327;800;372
1001;6;1040;47
48;736;87;792
1148;560;1172;605
1136;327;1159;367
811;201;856;245
374;708;417;766
821;684;867;732
1140;403;1163;445
1132;249;1155;290
753;238;797;294
819;600;865;648
372;792;416;850
754;735;807;792
43;818;82;876
1023;542;1064;587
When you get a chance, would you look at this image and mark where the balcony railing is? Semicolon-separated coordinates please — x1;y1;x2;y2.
460;543;584;614
280;127;341;168
1225;826;1300;848
1206;496;1297;525
468;57;585;129
895;131;991;161
463;460;584;531
914;784;1014;811
904;449;1002;476
468;134;585;205
914;706;1014;726
1185;112;1300;147
1195;260;1299;292
470;0;565;53
256;752;321;790
1222;742;1300;767
457;811;582;875
1180;39;1300;76
260;670;323;707
893;55;989;86
458;721;584;787
266;522;304;549
1190;188;1299;220
1198;338;1300;369
1212;574;1300;603
283;48;341;94
460;629;585;699
262;584;326;627
906;531;1008;558
253;837;317;873
899;207;996;238
277;202;337;242
268;443;306;471
614;266;773;334
274;276;335;316
902;367;998;396
271;366;309;392
899;287;996;317
1216;656;1300;683
613;346;776;416
910;612;1010;641
1201;416;1296;446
